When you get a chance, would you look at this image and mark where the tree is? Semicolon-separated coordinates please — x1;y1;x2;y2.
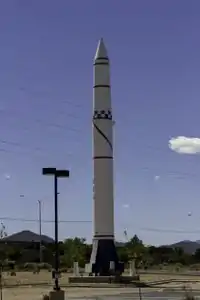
0;232;198;269
126;234;145;261
0;222;7;239
0;223;7;261
194;248;200;262
61;237;89;268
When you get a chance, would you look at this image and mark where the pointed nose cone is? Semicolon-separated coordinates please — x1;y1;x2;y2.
94;38;108;61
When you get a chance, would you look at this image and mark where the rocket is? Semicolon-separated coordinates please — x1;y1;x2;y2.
90;39;122;275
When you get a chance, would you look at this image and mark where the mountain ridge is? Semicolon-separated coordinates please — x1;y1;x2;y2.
2;231;200;254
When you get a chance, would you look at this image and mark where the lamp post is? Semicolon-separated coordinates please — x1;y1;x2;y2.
42;167;70;291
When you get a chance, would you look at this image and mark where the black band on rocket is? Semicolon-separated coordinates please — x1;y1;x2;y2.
93;122;113;151
94;57;109;63
93;62;109;66
93;57;109;66
93;85;110;88
94;235;114;238
96;57;109;60
94;156;113;159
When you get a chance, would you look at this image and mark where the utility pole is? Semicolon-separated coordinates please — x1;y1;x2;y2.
0;222;7;300
38;200;42;263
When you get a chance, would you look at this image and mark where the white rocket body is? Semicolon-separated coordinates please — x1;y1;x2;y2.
92;39;114;240
90;39;121;275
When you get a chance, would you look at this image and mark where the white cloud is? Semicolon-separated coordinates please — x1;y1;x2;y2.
169;136;200;154
154;175;160;181
122;204;129;209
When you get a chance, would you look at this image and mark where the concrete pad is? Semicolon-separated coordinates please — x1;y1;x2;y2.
68;275;139;284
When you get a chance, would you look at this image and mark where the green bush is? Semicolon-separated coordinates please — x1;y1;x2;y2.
189;264;200;271
60;267;68;273
37;263;52;270
24;262;38;271
23;262;52;271
0;260;16;271
10;271;16;276
175;263;183;272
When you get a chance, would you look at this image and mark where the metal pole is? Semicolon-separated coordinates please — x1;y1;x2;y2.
0;263;2;300
38;200;42;263
54;174;60;291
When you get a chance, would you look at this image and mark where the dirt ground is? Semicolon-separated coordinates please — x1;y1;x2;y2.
2;271;200;300
3;284;200;300
2;271;200;286
0;286;161;300
2;271;56;286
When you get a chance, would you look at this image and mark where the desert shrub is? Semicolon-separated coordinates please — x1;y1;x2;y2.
161;262;169;269
0;260;15;271
37;263;52;270
174;263;183;272
7;260;15;270
67;268;73;273
23;262;52;272
10;271;16;276
190;264;200;271
24;262;37;271
60;267;68;273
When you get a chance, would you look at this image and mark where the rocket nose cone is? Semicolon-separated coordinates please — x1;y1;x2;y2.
94;38;108;61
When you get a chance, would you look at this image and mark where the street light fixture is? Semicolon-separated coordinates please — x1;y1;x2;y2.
42;167;70;291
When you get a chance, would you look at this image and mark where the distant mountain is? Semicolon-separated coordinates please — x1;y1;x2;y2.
115;241;125;247
1;230;54;244
168;240;200;254
117;239;200;254
2;232;200;254
116;240;200;254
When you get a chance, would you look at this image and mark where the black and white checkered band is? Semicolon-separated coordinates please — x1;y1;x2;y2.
93;110;112;120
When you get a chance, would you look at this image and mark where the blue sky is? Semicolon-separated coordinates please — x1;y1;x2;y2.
0;0;200;245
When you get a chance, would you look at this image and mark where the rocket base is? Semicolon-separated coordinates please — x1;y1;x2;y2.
90;238;124;276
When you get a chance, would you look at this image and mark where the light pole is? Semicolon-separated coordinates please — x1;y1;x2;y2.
38;200;42;263
42;167;70;291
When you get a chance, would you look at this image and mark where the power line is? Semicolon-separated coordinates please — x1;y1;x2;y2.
138;227;200;234
0;105;85;159
0;217;91;223
0;144;73;160
0;139;199;179
1;216;200;234
0;138;197;176
0;91;199;178
0;112;83;135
